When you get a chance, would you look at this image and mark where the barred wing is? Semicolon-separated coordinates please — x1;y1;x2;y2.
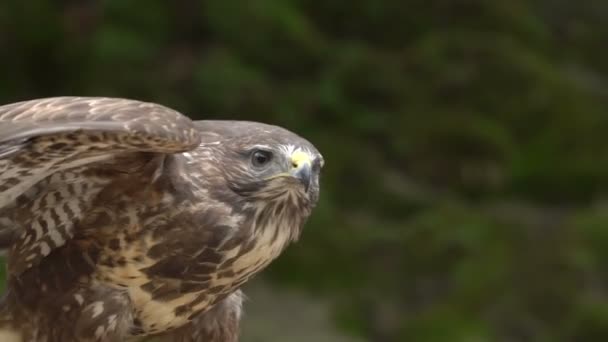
0;96;201;274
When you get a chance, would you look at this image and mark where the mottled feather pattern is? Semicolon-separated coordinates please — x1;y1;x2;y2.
0;97;200;147
0;97;201;274
4;284;133;342
0;97;323;341
155;291;243;342
9;166;109;275
0;96;199;206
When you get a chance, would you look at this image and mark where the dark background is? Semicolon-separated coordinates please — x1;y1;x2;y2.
1;1;608;341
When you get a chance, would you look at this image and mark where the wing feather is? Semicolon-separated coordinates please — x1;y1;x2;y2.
0;96;201;275
0;96;199;145
0;96;200;208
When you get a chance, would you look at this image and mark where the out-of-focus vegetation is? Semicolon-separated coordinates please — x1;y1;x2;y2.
1;1;608;341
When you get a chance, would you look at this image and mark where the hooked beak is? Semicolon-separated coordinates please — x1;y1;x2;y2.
289;150;312;192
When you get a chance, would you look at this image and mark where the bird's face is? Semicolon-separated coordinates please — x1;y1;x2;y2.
233;143;323;204
195;121;324;210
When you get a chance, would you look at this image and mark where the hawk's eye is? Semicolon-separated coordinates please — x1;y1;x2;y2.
251;150;273;168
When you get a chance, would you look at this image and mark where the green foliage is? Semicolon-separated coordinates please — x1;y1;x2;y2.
1;0;608;340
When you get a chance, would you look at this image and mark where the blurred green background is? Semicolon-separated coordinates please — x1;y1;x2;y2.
1;1;608;341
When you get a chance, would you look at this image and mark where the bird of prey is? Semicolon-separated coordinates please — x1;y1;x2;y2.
0;97;323;342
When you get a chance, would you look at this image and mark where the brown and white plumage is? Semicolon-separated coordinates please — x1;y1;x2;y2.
0;97;323;341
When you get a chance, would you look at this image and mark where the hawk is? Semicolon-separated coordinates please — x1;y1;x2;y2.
0;97;323;342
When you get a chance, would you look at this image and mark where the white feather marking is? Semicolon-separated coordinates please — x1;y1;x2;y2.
48;227;64;246
253;144;272;150
279;144;315;161
54;204;68;225
66;198;81;218
31;221;43;240
107;314;118;331
91;301;105;318
94;326;105;339
74;293;84;305
199;141;221;146
39;242;50;256
41;211;56;230
151;157;165;183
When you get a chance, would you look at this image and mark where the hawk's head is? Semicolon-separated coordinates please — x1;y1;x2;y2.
194;121;324;217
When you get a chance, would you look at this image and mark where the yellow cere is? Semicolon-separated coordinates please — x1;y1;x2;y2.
290;150;311;168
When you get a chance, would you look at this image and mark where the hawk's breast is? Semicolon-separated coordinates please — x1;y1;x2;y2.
94;201;295;336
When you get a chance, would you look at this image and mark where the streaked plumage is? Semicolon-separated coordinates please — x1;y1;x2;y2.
0;97;323;341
